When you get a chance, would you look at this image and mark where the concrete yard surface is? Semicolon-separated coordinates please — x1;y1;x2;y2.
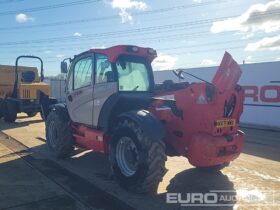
0;139;80;210
0;114;279;210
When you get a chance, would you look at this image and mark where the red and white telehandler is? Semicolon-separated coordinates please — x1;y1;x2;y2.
45;45;245;193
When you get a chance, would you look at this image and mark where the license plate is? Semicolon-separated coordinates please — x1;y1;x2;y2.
215;119;236;128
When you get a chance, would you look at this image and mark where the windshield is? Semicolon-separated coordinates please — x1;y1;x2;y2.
115;56;152;92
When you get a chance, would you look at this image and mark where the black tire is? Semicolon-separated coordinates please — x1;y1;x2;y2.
40;111;44;120
26;111;38;117
4;101;17;123
46;110;74;158
196;163;229;172
110;119;167;193
0;100;3;119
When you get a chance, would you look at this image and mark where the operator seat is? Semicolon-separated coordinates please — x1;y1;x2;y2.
105;71;114;82
97;61;113;83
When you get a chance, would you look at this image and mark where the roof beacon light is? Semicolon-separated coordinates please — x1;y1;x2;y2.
127;46;139;53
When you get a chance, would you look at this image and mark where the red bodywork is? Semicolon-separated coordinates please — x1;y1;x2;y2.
90;45;157;63
71;46;245;168
150;52;245;166
71;123;109;153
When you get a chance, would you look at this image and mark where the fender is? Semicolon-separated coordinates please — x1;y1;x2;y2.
51;103;70;121
118;110;165;142
98;93;153;131
98;93;120;131
40;91;58;120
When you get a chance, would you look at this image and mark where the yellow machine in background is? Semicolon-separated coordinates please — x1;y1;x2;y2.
0;65;50;99
0;56;56;122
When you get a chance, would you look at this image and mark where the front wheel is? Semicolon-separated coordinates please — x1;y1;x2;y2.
110;119;167;193
46;110;74;158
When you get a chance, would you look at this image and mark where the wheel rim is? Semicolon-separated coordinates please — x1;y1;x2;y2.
48;120;59;148
116;136;139;177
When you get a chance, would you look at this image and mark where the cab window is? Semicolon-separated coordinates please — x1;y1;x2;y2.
95;54;114;84
116;56;151;91
73;57;93;89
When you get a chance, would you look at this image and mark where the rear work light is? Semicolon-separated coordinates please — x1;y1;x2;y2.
147;48;156;55
127;46;139;53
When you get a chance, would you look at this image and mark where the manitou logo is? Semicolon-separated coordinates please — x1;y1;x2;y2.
243;85;280;103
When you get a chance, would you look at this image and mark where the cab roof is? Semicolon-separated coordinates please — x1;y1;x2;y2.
75;45;157;62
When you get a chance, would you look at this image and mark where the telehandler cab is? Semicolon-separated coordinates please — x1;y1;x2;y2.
46;45;245;193
0;55;56;122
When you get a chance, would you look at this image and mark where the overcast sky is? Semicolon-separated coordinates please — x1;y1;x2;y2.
0;0;279;75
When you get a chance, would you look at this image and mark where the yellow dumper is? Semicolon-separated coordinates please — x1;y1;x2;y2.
0;56;56;122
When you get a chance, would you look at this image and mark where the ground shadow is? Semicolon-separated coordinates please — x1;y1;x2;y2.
0;133;132;210
0;119;43;131
53;150;236;210
158;168;236;210
0;142;78;210
0;130;237;210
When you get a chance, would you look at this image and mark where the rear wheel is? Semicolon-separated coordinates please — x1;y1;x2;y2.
4;101;17;123
110;119;167;193
26;111;38;117
46;110;74;158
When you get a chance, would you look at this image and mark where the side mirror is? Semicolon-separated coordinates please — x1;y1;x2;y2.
61;61;68;74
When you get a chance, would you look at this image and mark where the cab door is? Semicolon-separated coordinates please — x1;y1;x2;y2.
66;54;94;126
92;53;118;127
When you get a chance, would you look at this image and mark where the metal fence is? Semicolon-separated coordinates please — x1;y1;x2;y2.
48;79;66;102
